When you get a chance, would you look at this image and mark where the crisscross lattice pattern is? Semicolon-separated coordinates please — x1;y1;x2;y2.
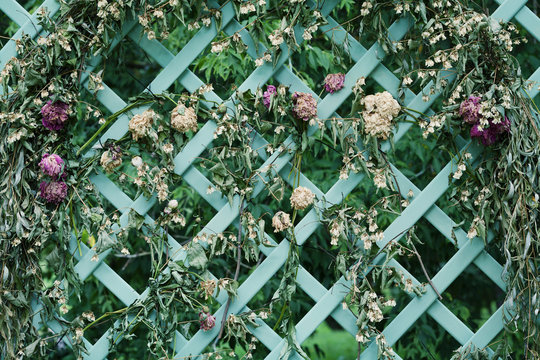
1;0;539;358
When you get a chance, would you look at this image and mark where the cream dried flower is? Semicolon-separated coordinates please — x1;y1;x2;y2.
361;91;401;139
272;211;292;232
200;279;216;299
329;220;343;246
129;109;156;140
171;104;198;133
290;186;315;210
100;149;122;173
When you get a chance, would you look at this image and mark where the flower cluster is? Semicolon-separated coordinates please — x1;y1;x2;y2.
329;219;343;246
129;109;156;140
361;91;401;139
290;186;315;210
171;104;198;133
272;211;292;232
292;92;318;121
263;85;277;109
41;100;69;131
459;96;511;146
324;73;345;93
100;146;123;173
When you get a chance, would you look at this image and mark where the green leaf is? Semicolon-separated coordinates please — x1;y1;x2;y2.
186;243;208;269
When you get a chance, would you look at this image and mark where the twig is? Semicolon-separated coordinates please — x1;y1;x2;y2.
213;197;244;348
411;242;442;300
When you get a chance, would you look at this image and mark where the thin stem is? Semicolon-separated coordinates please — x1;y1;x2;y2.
213;197;244;348
411;242;442;300
76;100;154;156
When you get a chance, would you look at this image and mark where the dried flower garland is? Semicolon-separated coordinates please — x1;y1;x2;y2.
0;0;538;359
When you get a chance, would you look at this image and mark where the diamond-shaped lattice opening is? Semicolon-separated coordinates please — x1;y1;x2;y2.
296;140;342;194
299;232;342;290
245;284;276;322
391;125;452;190
191;40;256;100
393;313;462;359
105;241;153;294
440;262;502;333
0;13;19;43
145;12;194;55
66;275;128;344
102;38;163;101
0;0;47;40
434;188;480;239
398;217;456;285
302;320;358;360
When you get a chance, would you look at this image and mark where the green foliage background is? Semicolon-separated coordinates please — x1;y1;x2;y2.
1;0;538;358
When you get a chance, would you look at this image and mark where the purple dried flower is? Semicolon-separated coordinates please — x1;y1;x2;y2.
470;117;511;146
459;96;481;124
470;124;496;146
39;153;64;179
263;85;277;109
41;100;69;131
324;73;345;93
292;92;317;121
199;311;216;331
39;181;68;204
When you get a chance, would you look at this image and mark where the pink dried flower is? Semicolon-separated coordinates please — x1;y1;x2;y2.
324;73;345;93
199;311;216;331
39;181;68;204
263;85;277;109
41;100;69;131
292;92;317;121
39;153;64;178
459;96;481;124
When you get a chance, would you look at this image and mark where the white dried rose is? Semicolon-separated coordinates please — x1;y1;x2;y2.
290;186;315;210
272;211;292;232
171;104;198;133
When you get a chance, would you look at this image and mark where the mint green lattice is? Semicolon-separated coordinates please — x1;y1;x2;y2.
1;0;539;358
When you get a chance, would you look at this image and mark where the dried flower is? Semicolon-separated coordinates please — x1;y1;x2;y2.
292;92;317;121
200;279;217;300
171;104;198;133
199;311;216;331
41;100;69;131
263;85;277;109
39;181;68;204
329;220;343;246
290;186;315;210
372;168;387;189
39;153;64;178
100;147;122;173
129;109;156;140
324;73;345;93
470;116;510;146
459;96;481;124
361;91;401;139
272;211;292;232
131;156;143;168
